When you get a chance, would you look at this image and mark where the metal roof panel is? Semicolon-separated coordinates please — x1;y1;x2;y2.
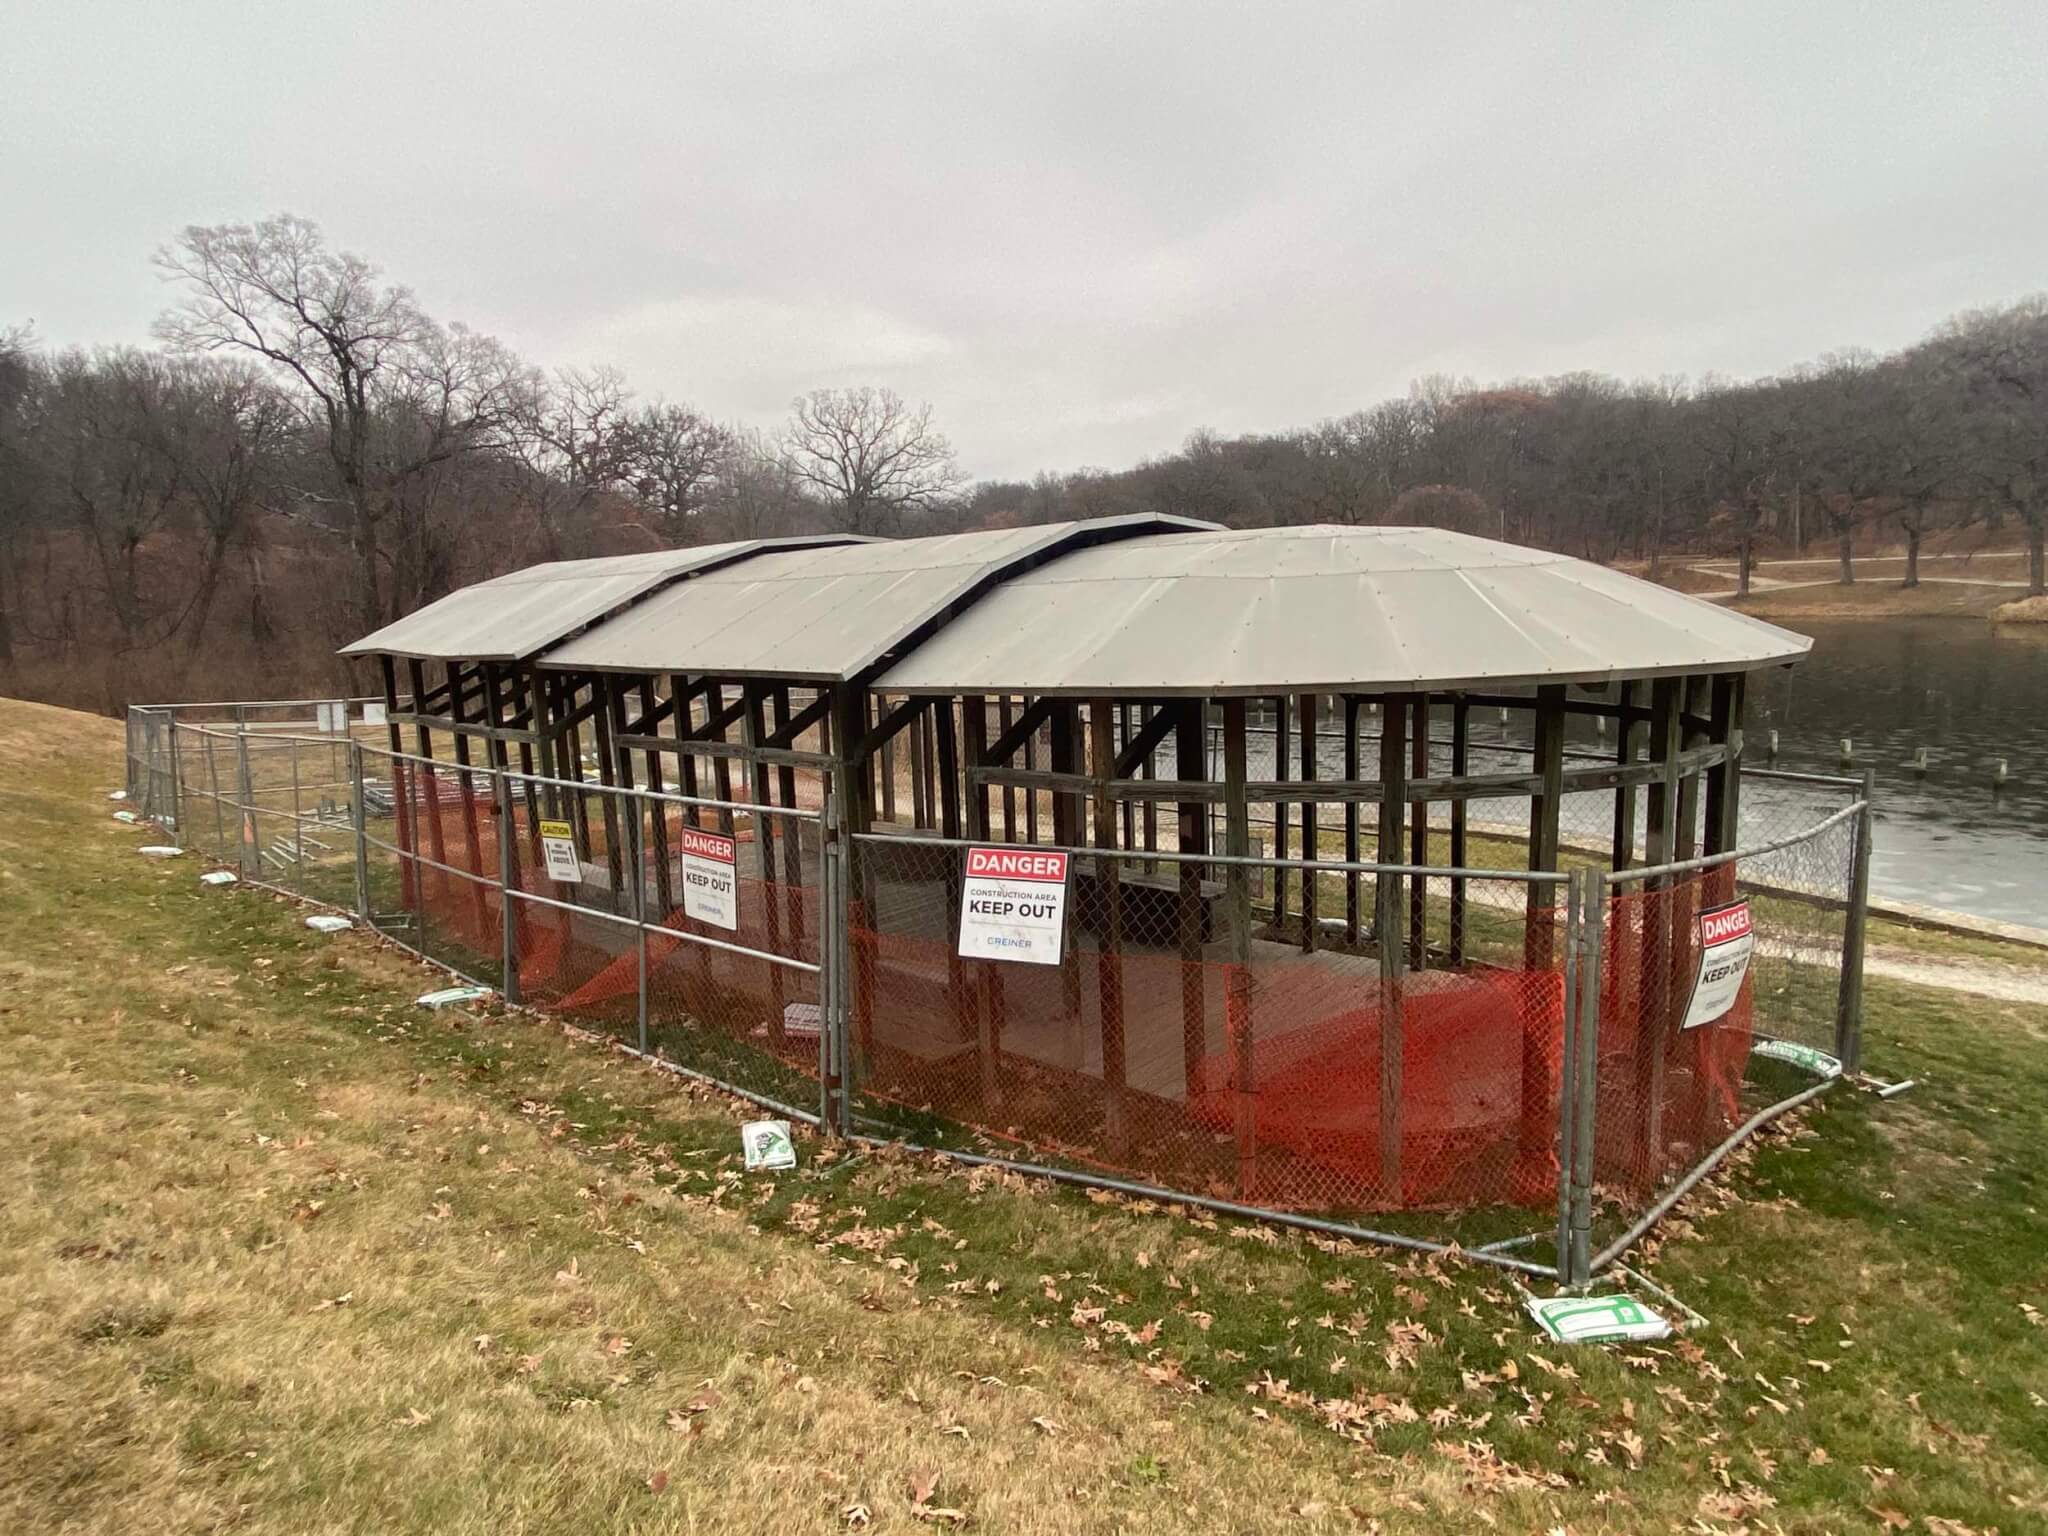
539;514;1216;679
873;524;1812;694
337;536;865;662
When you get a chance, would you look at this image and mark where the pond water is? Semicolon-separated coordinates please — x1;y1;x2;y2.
1747;618;2048;927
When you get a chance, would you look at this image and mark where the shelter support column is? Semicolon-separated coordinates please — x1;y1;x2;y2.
1298;693;1317;951
1222;699;1255;1198
1343;696;1362;945
1089;697;1128;1153
963;695;1003;1112
1638;677;1684;1180
1375;692;1406;1202
1409;693;1429;970
380;656;415;911
1173;698;1208;1101
1449;693;1469;966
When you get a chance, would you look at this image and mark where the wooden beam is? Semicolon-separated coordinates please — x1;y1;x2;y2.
984;695;1059;768
1113;704;1178;780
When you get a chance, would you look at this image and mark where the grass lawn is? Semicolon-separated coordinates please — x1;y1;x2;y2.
3;696;2045;1534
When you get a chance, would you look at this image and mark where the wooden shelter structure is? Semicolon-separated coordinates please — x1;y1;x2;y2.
342;519;1813;1210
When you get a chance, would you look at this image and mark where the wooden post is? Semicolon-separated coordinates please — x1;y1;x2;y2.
1273;695;1291;930
1611;680;1642;872
1409;693;1429;971
1343;695;1362;944
964;695;1003;1112
1222;700;1255;1198
707;682;736;837
443;661;490;941
1449;693;1469;966
1052;701;1082;1019
1702;674;1739;872
1525;685;1567;971
1139;703;1159;868
1638;677;1683;1181
639;678;675;918
742;684;788;1045
772;687;806;951
381;656;415;910
673;675;702;830
1174;698;1208;1101
590;674;626;898
406;658;451;902
996;695;1018;841
480;663;523;966
1298;691;1317;952
1375;692;1407;1203
558;677;595;859
1090;697;1127;1152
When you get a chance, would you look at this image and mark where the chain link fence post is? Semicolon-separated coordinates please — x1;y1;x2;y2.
351;741;371;921
819;779;842;1134
1569;868;1604;1286
1834;769;1875;1075
167;715;185;836
629;788;648;1055
497;765;521;1006
235;728;259;879
1554;867;1582;1282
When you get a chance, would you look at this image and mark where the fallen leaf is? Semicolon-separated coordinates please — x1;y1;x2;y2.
647;1470;669;1494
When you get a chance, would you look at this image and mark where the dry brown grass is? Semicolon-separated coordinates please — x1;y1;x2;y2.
2;702;1476;1535
8;697;2048;1534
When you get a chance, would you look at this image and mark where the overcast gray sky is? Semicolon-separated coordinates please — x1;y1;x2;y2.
4;2;2043;479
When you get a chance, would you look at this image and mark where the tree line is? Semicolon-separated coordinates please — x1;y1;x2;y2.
1;213;2042;713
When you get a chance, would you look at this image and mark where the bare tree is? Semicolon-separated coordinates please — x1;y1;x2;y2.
507;365;638;558
624;400;734;543
155;214;518;626
781;386;962;536
1942;296;2048;596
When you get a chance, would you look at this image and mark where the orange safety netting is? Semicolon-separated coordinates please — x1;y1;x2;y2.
847;917;1569;1215
1593;866;1755;1196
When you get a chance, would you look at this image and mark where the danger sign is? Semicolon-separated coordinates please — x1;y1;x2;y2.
1683;900;1754;1030
679;825;738;931
538;819;581;884
958;846;1070;966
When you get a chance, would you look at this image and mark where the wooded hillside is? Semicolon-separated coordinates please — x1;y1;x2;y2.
3;214;2042;713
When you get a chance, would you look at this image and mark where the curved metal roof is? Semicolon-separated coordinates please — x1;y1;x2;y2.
539;514;1215;681
872;524;1812;696
338;536;863;662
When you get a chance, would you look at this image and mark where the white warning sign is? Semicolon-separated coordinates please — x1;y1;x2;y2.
680;826;738;931
957;846;1070;966
1683;900;1755;1030
538;818;582;884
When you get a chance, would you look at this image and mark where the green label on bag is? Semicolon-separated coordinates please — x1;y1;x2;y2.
1752;1039;1843;1079
1525;1293;1671;1344
742;1120;797;1172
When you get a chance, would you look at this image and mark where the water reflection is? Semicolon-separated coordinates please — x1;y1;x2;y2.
1750;619;2048;926
1206;621;2044;927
